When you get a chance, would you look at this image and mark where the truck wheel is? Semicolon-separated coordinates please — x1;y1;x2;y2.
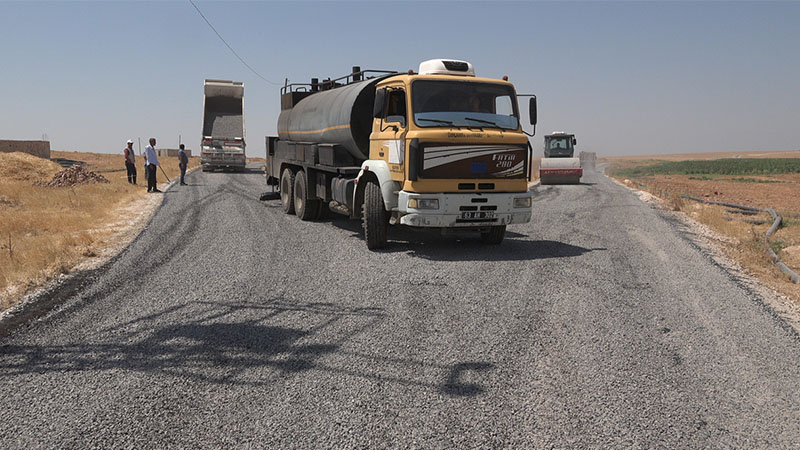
293;170;319;221
280;168;295;214
481;225;506;245
362;181;388;250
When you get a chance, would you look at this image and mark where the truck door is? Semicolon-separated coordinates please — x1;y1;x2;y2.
371;85;408;182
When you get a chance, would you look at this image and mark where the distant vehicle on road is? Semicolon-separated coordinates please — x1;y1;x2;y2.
201;79;246;172
540;131;582;184
264;59;537;249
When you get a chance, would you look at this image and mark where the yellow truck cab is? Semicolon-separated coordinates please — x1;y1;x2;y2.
266;59;537;250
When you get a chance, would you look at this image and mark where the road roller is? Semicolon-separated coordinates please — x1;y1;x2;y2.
539;132;582;184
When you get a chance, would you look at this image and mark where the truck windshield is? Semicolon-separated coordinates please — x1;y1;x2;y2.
412;80;519;130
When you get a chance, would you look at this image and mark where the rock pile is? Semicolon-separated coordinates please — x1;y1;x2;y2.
35;165;109;187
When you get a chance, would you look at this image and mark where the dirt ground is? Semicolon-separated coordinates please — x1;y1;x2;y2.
625;174;800;213
0;151;200;311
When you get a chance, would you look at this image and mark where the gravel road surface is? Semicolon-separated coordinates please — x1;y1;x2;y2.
1;166;799;448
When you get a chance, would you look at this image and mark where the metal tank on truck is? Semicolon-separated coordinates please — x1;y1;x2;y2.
201;79;246;172
264;59;538;250
539;131;582;184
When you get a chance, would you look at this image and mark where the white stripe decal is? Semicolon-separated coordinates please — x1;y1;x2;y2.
424;149;511;170
495;161;525;176
425;145;510;154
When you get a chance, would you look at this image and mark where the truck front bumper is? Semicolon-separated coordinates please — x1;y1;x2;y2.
397;191;532;228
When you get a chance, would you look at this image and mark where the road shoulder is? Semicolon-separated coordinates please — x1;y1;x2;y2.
612;177;800;333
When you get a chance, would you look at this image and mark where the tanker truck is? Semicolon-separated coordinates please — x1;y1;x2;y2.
201;79;246;172
265;59;537;249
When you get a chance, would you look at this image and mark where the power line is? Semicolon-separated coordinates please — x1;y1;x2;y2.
188;0;281;86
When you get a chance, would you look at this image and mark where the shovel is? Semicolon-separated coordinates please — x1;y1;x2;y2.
159;165;171;183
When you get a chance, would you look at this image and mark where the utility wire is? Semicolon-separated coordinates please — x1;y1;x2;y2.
188;0;280;86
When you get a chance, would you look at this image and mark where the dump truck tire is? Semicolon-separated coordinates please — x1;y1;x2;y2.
362;181;388;250
481;225;506;245
280;168;295;215
293;170;319;221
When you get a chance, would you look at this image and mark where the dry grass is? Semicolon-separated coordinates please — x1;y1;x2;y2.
683;201;800;298
615;168;800;301
0;152;63;182
0;151;200;310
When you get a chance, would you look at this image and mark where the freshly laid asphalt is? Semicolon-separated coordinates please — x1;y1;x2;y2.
1;165;798;448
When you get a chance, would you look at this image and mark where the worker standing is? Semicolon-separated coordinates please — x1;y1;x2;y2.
124;139;137;184
142;144;149;186
145;137;161;193
178;144;188;186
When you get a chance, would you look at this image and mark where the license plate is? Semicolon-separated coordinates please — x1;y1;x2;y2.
460;211;495;220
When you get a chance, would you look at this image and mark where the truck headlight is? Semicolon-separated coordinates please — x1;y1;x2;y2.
408;198;439;209
513;197;532;208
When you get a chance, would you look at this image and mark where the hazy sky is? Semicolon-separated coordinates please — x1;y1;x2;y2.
1;1;798;157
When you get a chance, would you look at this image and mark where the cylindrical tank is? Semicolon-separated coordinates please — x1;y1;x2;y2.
278;75;393;161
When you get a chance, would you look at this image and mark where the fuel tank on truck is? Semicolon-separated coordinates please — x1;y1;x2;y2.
278;76;392;162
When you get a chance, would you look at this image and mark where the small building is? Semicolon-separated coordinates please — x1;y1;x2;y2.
157;148;192;158
0;140;51;159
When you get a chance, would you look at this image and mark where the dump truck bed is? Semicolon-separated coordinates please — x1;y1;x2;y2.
203;80;244;138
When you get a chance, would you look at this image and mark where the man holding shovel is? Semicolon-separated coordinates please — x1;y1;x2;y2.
144;138;161;193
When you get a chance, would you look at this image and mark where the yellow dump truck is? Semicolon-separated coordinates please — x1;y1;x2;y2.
264;59;537;249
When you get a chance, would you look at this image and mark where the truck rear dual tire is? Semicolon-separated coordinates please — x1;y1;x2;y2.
481;225;506;245
293;171;321;221
280;168;295;214
362;181;388;250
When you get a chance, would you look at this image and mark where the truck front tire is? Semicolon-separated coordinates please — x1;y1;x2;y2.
280;168;295;214
362;181;388;250
481;225;506;245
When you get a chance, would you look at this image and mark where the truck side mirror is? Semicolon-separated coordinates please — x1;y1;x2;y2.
529;97;537;125
373;89;387;118
572;137;577;145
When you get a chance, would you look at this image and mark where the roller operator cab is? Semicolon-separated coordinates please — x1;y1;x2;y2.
265;59;537;250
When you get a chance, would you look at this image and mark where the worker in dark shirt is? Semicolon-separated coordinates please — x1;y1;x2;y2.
178;144;189;186
123;139;137;184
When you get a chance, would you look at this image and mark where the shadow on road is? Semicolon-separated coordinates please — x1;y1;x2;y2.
0;299;494;398
323;217;603;261
399;237;604;262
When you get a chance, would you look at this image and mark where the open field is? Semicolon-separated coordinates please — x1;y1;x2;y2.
605;150;800;300
603;149;800;165
0;150;199;310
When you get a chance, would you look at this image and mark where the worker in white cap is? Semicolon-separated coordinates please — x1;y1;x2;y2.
124;139;137;184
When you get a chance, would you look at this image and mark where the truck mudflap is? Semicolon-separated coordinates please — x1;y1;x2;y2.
396;191;532;228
